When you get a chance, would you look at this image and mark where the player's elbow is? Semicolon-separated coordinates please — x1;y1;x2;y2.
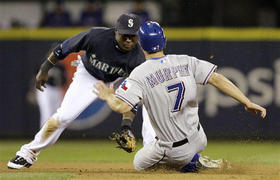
106;97;132;114
110;103;132;114
208;72;226;87
111;107;127;114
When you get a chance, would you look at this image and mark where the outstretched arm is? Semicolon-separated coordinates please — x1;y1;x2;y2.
93;81;132;114
93;81;136;153
36;29;91;92
35;52;59;91
208;72;266;118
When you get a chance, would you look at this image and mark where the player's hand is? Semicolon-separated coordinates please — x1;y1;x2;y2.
109;128;136;153
93;81;114;101
35;70;48;91
244;102;266;118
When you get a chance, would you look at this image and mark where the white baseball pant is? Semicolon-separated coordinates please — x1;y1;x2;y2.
36;85;63;127
134;125;207;171
16;58;117;164
141;106;156;146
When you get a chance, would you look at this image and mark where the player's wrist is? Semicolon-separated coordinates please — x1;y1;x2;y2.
243;99;252;108
121;119;132;131
106;93;116;102
40;60;54;74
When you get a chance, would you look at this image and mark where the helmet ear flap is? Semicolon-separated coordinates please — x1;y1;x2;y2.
163;37;167;50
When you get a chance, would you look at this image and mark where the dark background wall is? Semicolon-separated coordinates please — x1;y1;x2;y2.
0;39;279;139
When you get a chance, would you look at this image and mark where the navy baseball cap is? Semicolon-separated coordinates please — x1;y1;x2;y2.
116;13;140;35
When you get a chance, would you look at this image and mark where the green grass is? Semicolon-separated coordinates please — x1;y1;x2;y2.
0;139;279;164
0;139;279;180
0;139;138;163
0;173;73;180
202;141;280;164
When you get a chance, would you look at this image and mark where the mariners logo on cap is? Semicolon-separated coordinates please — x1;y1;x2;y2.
128;19;134;27
116;13;140;35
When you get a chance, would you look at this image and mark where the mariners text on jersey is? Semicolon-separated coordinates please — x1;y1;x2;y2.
89;54;128;77
146;64;190;88
53;27;145;82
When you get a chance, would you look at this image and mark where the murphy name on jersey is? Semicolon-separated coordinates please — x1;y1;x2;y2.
145;63;190;88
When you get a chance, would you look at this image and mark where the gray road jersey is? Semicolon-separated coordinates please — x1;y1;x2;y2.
116;55;217;142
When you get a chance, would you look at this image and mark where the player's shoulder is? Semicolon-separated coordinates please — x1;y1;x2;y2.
167;54;202;65
167;54;195;61
90;26;111;32
128;61;150;78
88;27;114;37
131;61;147;71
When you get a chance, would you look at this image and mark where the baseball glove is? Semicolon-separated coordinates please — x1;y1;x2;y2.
110;129;136;153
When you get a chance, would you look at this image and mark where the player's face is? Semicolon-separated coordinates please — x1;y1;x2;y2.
115;31;139;51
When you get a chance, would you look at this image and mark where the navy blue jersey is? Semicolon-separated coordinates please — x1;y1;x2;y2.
53;27;145;82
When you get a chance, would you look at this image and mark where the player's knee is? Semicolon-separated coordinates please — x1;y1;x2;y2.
199;127;208;150
203;137;207;148
133;153;146;171
197;133;207;153
202;133;207;149
42;117;60;141
133;160;144;171
52;112;74;128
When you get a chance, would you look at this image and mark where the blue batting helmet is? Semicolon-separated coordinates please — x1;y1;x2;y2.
138;21;166;53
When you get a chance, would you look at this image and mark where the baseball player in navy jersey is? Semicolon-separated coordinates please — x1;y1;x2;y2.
7;13;147;169
93;21;266;172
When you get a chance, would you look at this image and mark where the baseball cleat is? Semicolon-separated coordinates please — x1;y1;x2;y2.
7;155;32;169
196;155;231;169
196;155;223;169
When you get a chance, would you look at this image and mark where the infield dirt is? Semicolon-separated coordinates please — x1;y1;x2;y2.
0;162;279;180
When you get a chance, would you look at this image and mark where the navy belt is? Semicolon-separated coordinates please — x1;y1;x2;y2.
156;123;201;148
172;137;189;147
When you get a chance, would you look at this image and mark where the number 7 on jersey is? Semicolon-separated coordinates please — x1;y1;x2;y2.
167;82;185;112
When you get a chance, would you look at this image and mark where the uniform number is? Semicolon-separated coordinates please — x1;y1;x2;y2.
167;82;185;112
